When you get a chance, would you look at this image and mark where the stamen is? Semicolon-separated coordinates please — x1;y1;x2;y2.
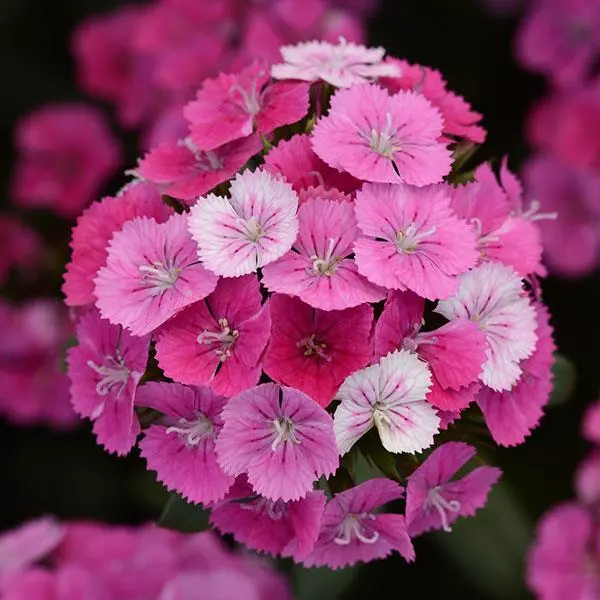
139;261;180;295
521;199;558;222
271;416;301;451
238;216;265;243
178;138;224;171
426;486;462;532
165;414;213;447
240;497;287;520
309;238;340;276
197;318;239;361
297;334;332;362
396;224;436;253
334;513;379;545
87;352;130;398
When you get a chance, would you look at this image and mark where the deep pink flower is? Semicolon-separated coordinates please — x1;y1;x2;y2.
262;197;385;310
215;383;339;502
210;477;326;560
353;182;479;299
381;58;486;144
527;503;600;600
477;302;555;446
312;84;452;185
66;308;150;455
263;294;373;407
188;169;299;277
0;217;41;285
405;442;501;536
435;262;538;391
184;62;309;151
135;135;261;204
583;402;600;445
11;104;121;217
302;478;414;569
94;214;218;336
63;182;172;307
271;39;399;87
137;382;233;504
334;349;438;455
155;275;270;397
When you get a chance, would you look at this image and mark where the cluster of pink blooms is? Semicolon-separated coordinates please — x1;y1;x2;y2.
515;0;600;277
63;37;555;568
0;517;290;600
527;399;600;599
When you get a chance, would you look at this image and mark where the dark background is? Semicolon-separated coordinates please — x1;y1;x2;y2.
1;1;599;598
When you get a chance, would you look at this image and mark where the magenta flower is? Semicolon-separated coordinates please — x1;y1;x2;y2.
66;308;150;455
334;349;438;455
63;182;172;307
210;477;326;560
0;217;41;286
271;39;399;87
477;302;555;446
137;382;233;505
262;197;385;310
405;442;501;536
215;383;339;502
135;135;261;204
575;451;600;507
94;214;218;336
11;104;121;217
155;275;270;397
353;182;479;299
263;294;373;407
527;503;600;600
188;169;299;277
312;84;452;185
302;478;414;569
374;291;486;411
583;402;600;445
436;262;538;391
184;61;309;151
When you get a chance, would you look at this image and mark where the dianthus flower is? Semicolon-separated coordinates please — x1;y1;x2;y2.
575;451;600;506
583;401;600;445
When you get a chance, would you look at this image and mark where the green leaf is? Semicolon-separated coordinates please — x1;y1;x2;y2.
548;353;576;407
158;493;210;533
358;430;401;482
294;565;360;600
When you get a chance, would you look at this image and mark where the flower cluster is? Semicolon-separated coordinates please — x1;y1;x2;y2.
64;39;553;568
0;517;290;599
527;399;600;599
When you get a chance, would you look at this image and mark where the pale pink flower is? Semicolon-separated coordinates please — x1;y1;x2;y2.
311;84;452;185
137;382;233;504
66;308;150;455
263;294;373;407
302;478;414;569
261;197;385;310
215;383;339;502
94;214;218;336
333;349;439;455
271;39;399;87
353;182;479;299
435;262;538;391
155;275;270;397
188;169;299;277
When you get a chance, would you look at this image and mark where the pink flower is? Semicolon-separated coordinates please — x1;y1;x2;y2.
262;197;385;310
334;349;438;455
575;451;600;506
135;135;261;204
477;302;555;446
405;442;501;536
137;382;233;504
527;503;600;600
1;567;99;600
583;402;600;445
188;169;299;277
374;291;486;411
262;134;360;194
435;262;538;391
155;275;270;397
353;182;479;299
184;62;309;151
0;217;41;285
215;383;339;502
210;477;326;560
302;478;414;569
11;104;121;217
63;182;172;307
66;308;150;455
263;294;373;407
271;39;399;87
381;58;486;144
94;214;218;336
311;84;452;185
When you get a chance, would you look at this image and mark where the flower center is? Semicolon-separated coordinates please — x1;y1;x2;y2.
238;216;265;243
366;112;399;159
519;199;558;222
240;497;287;520
179;138;224;171
308;238;341;276
271;416;301;451
395;224;436;253
197;318;239;361
297;334;332;362
139;261;180;295
229;70;265;116
165;414;213;447
425;486;462;532
334;513;379;545
86;352;130;399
